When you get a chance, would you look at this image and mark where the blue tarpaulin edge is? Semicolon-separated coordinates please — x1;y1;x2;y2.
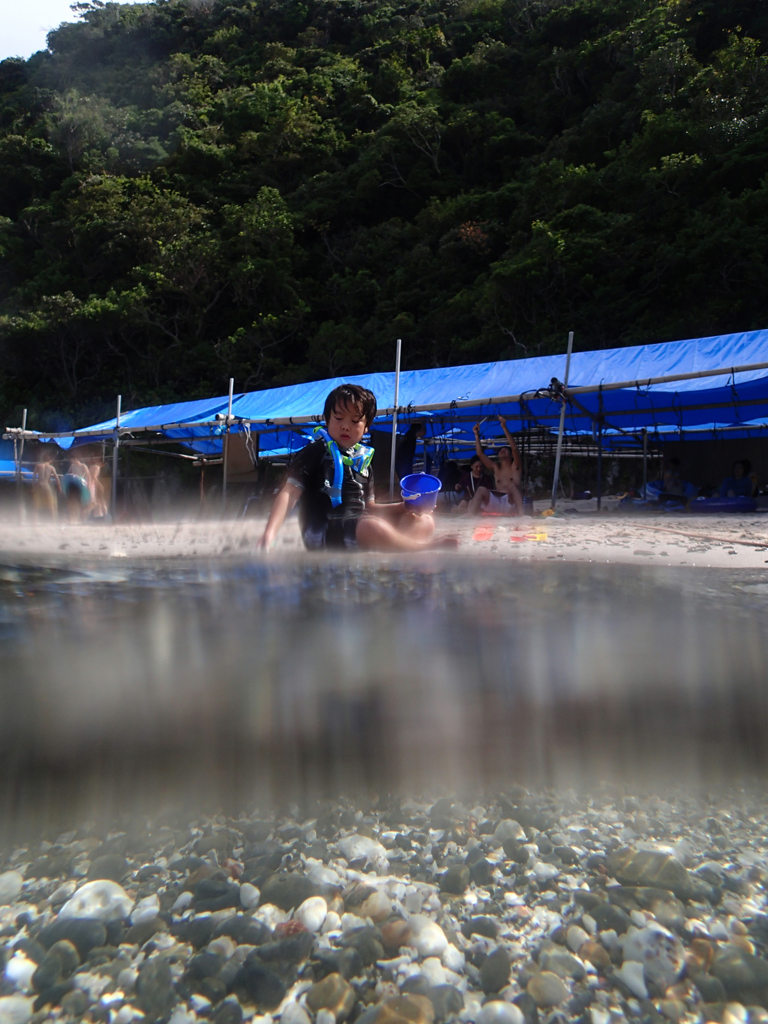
19;328;768;450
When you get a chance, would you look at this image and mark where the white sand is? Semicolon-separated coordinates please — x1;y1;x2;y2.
1;499;767;567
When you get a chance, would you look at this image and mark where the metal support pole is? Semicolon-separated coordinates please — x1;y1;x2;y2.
389;338;402;500
550;331;574;509
642;427;648;497
595;383;606;511
596;409;603;510
18;409;27;483
17;409;27;519
111;395;121;521
222;377;234;513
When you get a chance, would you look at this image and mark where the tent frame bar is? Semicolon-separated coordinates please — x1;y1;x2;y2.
5;356;768;442
389;338;402;499
221;377;234;512
111;395;121;519
551;331;574;509
8;389;768;444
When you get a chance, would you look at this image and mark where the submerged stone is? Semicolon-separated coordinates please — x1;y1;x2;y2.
31;956;64;994
426;985;463;1022
136;958;176;1022
711;947;768;1007
313;947;364;981
213;915;269;946
213;1002;243;1024
259;873;320;911
539;947;585;982
253;931;314;969
0;873;23;906
439;866;469;896
238;960;286;1010
58;881;133;923
408;917;447;958
462;917;498;939
590;902;631;935
527;972;568;1008
37;919;107;959
305;973;356;1020
373;995;434;1024
621;923;684;992
341;926;383;965
296;896;328;933
469;857;493;887
59;990;89;1018
0;996;34;1024
605;849;695;900
171;917;215;949
86;856;128;883
476;1003;524;1024
480;948;512;993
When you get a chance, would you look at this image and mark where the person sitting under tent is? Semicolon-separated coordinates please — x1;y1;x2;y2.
32;448;62;520
662;457;685;496
258;384;458;552
643;456;698;502
653;456;694;504
438;458;461;497
452;456;494;514
720;459;756;498
461;416;525;517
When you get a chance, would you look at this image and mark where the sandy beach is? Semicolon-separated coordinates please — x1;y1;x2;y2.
1;501;767;568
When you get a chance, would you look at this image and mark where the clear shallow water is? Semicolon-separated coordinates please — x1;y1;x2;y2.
0;556;767;841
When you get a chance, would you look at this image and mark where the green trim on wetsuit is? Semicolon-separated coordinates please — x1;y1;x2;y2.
312;426;374;508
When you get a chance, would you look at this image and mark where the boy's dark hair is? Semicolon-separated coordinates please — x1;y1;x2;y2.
323;384;377;427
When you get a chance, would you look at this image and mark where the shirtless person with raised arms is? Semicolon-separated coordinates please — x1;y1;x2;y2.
464;415;525;517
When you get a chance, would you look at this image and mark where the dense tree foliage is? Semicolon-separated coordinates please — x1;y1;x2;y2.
1;0;767;426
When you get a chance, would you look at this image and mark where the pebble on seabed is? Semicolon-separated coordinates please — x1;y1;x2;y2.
4;791;768;1024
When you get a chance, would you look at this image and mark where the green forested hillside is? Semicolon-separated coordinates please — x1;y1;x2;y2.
0;0;767;426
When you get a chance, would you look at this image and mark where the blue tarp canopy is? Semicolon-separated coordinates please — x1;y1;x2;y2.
19;328;768;455
40;396;233;450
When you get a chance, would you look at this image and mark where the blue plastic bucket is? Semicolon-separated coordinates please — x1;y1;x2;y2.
400;473;442;512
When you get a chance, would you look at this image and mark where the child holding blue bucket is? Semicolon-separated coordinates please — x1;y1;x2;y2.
258;384;458;552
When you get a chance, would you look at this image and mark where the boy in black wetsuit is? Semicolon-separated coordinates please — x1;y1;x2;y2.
258;384;457;552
